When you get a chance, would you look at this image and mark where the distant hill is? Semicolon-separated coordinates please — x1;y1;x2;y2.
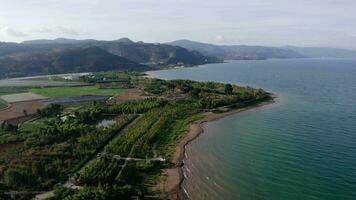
168;40;305;60
18;38;220;65
88;40;221;65
3;38;354;79
1;38;219;67
168;40;356;60
0;38;221;78
21;38;98;45
281;46;356;58
0;47;148;78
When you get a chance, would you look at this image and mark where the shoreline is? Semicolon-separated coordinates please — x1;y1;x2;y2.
161;98;276;200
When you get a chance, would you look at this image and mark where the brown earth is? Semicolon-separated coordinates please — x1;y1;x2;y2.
115;89;147;103
0;142;22;153
0;100;47;123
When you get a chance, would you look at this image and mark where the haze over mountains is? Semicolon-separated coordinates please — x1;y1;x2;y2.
0;37;355;78
168;40;356;60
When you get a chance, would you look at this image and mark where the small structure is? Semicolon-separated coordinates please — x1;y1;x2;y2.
106;97;117;104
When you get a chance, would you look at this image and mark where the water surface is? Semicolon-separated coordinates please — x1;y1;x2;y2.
148;58;356;200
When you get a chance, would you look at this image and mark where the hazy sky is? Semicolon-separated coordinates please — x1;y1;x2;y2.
1;0;356;49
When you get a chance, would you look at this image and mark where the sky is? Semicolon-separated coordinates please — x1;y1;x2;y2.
1;0;356;49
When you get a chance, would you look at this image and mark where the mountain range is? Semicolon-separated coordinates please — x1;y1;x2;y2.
168;40;356;60
0;38;219;78
1;38;355;78
0;47;148;78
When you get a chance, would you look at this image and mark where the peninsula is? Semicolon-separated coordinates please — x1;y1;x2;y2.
0;71;272;199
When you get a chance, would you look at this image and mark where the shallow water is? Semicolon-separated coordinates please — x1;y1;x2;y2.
148;58;356;200
97;119;115;128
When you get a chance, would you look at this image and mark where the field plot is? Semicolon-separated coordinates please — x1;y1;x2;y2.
31;86;126;98
0;100;46;122
0;78;87;88
0;87;29;96
0;92;47;103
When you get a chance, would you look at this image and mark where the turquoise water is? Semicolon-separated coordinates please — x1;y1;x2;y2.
147;58;356;200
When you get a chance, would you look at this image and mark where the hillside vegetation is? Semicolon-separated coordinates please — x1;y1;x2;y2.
0;47;147;78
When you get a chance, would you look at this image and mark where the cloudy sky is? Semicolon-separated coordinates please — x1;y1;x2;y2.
1;0;356;49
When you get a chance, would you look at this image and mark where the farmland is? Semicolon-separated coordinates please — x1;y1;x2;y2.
0;75;88;88
31;86;127;98
0;92;47;103
0;100;46;122
0;87;29;96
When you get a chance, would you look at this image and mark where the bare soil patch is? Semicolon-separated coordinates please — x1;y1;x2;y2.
1;92;47;103
0;100;46;122
115;89;147;103
0;142;22;152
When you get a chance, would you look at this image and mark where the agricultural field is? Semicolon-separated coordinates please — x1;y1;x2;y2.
0;87;30;96
0;100;46;122
0;75;88;88
31;85;127;98
0;92;47;103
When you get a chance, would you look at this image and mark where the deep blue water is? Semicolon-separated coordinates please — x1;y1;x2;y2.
148;58;356;200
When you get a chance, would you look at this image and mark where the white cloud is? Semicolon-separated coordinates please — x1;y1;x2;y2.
215;35;225;42
0;27;27;38
35;26;80;36
0;0;356;49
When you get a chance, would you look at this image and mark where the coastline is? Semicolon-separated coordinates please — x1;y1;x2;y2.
160;98;276;200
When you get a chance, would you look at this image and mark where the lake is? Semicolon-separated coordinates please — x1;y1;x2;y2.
147;58;356;200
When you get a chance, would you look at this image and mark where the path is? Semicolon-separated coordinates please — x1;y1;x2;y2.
35;115;141;200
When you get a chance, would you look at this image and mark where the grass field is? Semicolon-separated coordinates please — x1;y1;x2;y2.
19;119;47;134
0;87;29;96
31;86;127;98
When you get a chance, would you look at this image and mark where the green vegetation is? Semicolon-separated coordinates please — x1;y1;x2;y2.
50;185;134;200
105;102;200;158
77;156;123;186
0;99;8;110
0;87;30;96
0;72;272;199
31;85;127;98
0;111;136;193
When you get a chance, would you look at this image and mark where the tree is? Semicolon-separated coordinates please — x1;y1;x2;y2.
225;84;233;95
23;109;28;116
190;88;201;99
3;169;31;187
0;122;5;130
